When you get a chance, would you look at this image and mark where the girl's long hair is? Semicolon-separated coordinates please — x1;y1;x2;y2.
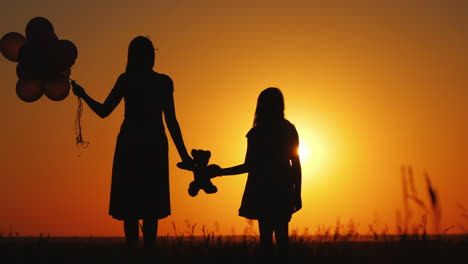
125;36;155;73
253;87;285;127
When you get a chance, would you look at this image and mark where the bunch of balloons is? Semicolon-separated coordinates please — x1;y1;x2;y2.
0;17;78;102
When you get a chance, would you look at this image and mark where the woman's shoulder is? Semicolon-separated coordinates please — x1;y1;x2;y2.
120;71;171;80
152;71;174;92
151;71;172;82
122;71;174;93
117;72;128;80
111;73;129;88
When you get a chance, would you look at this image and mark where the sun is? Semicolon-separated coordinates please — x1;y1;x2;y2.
296;128;329;177
298;140;310;164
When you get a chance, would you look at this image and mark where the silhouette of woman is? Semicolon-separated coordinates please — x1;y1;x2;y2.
71;36;193;249
215;87;302;258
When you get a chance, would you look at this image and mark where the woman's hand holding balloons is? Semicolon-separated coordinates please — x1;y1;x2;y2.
71;81;85;97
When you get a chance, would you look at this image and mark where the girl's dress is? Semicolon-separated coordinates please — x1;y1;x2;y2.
239;119;299;222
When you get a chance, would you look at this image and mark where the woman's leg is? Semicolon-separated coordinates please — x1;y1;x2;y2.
273;221;289;258
124;218;139;248
143;217;158;249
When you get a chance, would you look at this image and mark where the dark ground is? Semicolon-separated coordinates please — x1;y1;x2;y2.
1;236;467;264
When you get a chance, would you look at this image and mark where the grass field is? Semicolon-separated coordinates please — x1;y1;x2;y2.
1;234;467;264
2;168;466;263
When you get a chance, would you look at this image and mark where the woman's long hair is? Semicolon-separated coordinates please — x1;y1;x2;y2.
125;36;155;73
253;87;285;127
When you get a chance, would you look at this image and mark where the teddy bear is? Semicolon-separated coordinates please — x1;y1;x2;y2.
177;149;221;197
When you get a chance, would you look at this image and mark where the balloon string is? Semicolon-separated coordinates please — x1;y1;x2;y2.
75;96;89;154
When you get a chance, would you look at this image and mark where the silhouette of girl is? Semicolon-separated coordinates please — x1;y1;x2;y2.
71;36;193;249
216;87;302;258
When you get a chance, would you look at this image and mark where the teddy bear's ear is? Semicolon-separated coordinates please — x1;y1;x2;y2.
199;150;210;162
191;149;198;158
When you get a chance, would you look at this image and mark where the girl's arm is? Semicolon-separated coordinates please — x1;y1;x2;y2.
291;129;302;212
291;154;302;212
219;164;249;176
72;80;123;118
291;155;302;196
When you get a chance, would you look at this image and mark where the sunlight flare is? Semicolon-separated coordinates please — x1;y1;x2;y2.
299;140;310;164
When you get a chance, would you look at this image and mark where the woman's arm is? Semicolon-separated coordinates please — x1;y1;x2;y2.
72;80;123;118
163;93;192;163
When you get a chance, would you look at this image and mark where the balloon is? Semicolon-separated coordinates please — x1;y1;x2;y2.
0;32;26;62
18;39;76;80
16;79;44;102
44;75;70;101
41;40;77;74
55;40;78;70
42;39;64;74
25;17;56;42
16;62;39;80
19;40;57;76
18;41;45;74
61;68;71;78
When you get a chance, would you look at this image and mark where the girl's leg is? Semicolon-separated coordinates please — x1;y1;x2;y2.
143;217;158;249
258;219;274;255
124;218;139;248
273;221;289;258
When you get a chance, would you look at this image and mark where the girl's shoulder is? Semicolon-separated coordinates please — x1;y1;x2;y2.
283;120;299;139
282;119;295;129
246;120;298;138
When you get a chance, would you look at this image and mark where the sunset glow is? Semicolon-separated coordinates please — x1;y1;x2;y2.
1;0;467;238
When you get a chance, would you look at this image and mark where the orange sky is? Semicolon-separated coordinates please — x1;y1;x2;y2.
1;0;467;237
